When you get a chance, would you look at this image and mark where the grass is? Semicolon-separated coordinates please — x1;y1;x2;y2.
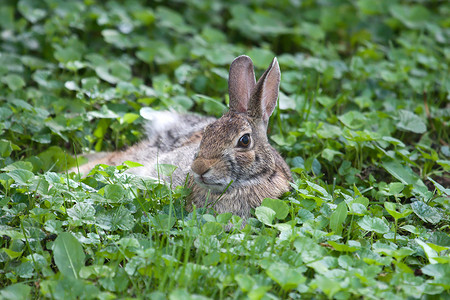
0;0;449;299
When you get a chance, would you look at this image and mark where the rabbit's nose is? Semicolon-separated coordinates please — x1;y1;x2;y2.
191;158;212;175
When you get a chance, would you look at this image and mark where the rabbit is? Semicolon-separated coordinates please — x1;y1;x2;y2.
186;55;292;218
73;55;292;219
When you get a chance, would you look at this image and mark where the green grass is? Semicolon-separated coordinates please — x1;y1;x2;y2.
0;0;449;299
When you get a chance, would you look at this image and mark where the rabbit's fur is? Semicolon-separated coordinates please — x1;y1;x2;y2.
74;55;292;218
75;112;215;185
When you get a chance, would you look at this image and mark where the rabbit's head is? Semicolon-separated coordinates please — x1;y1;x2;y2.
191;55;288;192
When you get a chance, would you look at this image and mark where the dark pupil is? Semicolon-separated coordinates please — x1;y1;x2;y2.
239;134;250;147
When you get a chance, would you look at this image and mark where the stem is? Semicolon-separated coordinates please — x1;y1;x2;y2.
394;218;398;243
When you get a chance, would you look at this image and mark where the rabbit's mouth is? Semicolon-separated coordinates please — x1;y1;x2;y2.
193;173;231;192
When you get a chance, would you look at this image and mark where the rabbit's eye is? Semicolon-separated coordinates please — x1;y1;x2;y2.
237;134;250;148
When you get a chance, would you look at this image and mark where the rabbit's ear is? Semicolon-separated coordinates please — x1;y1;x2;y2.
228;55;256;113
248;57;280;124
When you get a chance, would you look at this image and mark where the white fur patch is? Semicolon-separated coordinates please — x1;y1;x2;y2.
141;108;180;136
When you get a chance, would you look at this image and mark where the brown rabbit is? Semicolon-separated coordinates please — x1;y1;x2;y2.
187;55;292;218
74;55;292;218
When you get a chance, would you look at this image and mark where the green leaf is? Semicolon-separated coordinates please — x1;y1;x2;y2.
102;29;132;49
2;161;33;172
235;274;256;292
436;160;450;171
171;95;194;110
0;107;13;121
2;74;25;91
428;232;450;247
94;61;131;84
311;158;322;175
0;140;13;157
193;94;227;117
255;206;276;225
389;4;431;29
216;213;232;224
151;214;176;231
348;203;368;216
381;159;428;196
297;209;314;222
330;201;348;234
382;161;416;185
322;148;343;162
137;42;177;65
426;177;450;196
388;182;404;195
175;64;195;84
247;48;276;69
266;262;306;291
64;80;78;91
54;45;82;64
123;161;144;168
53;232;85;279
203;251;220;265
396;110;426;134
17;0;47;23
104;184;126;202
427;243;449;253
38;146;77;171
410;201;442;224
357;215;390;234
132;9;155;25
202;214;216;223
261;198;289;220
327;241;359;252
96;207;135;231
291;156;305;169
0;283;31;300
400;225;421;235
384;202;412;220
67;203;95;223
87;105;119;119
0;6;14;30
314;275;342;298
2;248;23;259
45;119;69;142
202;222;223;235
7;169;34;185
338;111;367;129
422;263;450;279
81;77;99;90
415;239;439;264
391;247;415;260
93;119;109;140
50;276;100;299
156;6;193;34
121;113;140;124
306;180;331;201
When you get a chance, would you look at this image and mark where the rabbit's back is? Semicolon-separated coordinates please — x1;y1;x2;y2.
143;111;215;152
74;111;215;185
